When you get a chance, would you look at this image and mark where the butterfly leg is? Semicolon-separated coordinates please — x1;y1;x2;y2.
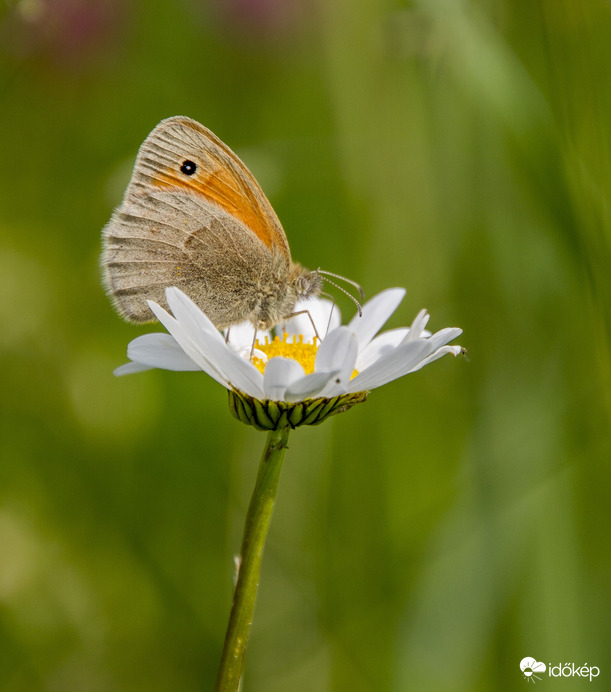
284;310;321;343
249;324;261;361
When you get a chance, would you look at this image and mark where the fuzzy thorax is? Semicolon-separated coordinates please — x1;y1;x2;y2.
253;261;322;330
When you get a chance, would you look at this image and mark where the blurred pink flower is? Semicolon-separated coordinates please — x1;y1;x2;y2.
210;0;311;39
2;0;125;69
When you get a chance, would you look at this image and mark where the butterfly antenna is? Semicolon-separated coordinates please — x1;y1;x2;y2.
319;276;363;317
317;269;364;299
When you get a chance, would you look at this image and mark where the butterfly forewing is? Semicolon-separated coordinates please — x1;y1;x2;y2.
102;116;293;325
129;117;290;255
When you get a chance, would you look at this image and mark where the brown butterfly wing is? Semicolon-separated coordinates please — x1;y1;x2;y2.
102;117;292;326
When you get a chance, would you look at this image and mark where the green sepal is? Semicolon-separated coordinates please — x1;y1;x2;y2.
275;410;289;430
288;403;304;427
253;398;275;429
318;396;340;419
302;400;327;425
228;389;368;431
266;400;282;425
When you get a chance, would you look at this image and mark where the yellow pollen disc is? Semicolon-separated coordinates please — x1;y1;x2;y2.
252;333;318;374
252;333;358;379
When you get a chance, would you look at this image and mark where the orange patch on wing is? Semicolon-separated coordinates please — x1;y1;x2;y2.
152;166;276;250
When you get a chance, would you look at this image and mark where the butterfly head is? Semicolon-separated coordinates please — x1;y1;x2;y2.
291;263;324;302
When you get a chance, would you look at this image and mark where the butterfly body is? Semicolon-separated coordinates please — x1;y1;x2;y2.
102;116;322;329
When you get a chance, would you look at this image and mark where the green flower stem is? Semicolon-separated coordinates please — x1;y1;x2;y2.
215;426;291;692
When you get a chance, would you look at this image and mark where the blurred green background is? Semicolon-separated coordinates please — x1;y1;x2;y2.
1;0;610;690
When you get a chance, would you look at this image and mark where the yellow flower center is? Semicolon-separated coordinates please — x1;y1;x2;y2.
252;333;358;379
252;333;319;374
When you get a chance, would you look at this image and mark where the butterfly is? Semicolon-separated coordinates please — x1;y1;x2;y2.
101;116;352;332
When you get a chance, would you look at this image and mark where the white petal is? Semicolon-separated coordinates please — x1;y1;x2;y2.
127;333;202;371
147;299;181;334
284;369;342;402
402;309;430;342
347;288;406;348
165;287;225;344
146;301;229;388
233;346;267;362
263;357;306;401
198;334;266;399
283;298;340;341
408;344;463;372
225;321;270;351
315;326;358;396
316;326;358;384
114;362;155;376
422;327;463;352
347;339;432;391
354;328;409;372
147;296;265;397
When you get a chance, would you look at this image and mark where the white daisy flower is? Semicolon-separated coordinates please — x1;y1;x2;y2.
115;286;463;429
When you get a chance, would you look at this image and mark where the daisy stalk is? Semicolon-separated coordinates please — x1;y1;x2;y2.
114;286;463;690
215;425;289;691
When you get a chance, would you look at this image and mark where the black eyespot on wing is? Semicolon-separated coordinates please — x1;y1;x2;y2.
180;160;197;175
